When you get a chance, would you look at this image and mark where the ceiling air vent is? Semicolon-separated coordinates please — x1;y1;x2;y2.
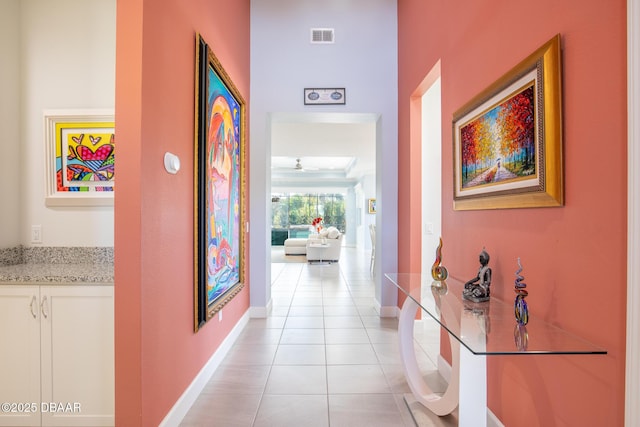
310;28;335;44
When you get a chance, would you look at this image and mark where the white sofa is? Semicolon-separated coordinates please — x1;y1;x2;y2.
306;228;343;262
306;234;343;262
283;226;343;262
283;237;308;255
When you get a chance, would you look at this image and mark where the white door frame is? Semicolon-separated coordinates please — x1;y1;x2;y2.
626;0;639;425
419;67;442;277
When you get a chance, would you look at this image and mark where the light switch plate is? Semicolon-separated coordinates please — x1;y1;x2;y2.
31;225;42;243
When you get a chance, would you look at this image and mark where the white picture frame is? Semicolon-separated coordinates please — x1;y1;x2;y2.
44;109;115;207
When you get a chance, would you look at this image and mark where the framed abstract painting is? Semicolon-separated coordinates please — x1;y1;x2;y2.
44;110;115;206
452;34;563;210
194;34;246;331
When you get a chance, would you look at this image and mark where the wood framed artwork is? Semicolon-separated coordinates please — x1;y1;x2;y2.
194;34;246;331
44;110;115;207
453;34;563;210
368;198;376;214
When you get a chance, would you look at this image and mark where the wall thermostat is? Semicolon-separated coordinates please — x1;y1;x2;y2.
164;152;180;174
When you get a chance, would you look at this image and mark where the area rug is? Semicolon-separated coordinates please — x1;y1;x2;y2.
270;247;307;263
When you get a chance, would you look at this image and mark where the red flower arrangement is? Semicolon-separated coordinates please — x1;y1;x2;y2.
312;217;323;233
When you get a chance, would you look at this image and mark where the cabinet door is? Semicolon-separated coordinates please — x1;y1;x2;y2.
40;286;114;427
0;286;41;427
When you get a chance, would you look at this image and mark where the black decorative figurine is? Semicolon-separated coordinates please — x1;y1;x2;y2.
463;248;491;302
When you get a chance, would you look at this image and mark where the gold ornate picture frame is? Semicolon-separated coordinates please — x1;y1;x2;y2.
453;34;563;210
194;34;246;331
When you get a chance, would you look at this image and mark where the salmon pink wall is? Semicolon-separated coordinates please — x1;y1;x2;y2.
114;0;250;425
398;1;627;425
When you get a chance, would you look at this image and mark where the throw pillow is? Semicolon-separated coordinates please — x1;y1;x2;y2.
327;226;340;239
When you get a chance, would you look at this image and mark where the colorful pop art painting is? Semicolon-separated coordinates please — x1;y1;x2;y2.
57;123;115;191
453;35;564;210
194;34;246;331
44;110;115;206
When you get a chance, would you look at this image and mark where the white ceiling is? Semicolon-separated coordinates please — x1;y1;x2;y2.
270;118;376;183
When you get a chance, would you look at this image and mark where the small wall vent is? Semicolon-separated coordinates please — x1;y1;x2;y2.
310;28;335;44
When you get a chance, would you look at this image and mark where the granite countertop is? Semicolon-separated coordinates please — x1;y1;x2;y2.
0;246;114;285
0;263;114;285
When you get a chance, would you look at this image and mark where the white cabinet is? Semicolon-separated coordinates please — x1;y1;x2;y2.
0;286;41;427
0;285;114;427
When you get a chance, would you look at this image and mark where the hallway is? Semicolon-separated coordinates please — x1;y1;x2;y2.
179;248;454;426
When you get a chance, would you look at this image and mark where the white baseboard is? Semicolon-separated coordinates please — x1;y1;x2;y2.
487;408;505;427
374;298;398;318
379;305;397;317
249;299;272;318
158;310;251;427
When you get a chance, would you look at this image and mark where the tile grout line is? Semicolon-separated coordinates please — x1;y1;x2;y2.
251;262;304;427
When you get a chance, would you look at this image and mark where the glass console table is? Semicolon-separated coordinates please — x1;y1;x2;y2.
385;273;606;427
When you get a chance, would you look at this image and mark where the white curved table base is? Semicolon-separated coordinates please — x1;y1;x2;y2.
398;295;487;427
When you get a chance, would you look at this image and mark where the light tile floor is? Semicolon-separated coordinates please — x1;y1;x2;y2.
180;247;457;427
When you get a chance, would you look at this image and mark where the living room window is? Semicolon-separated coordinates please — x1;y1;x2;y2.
271;192;346;245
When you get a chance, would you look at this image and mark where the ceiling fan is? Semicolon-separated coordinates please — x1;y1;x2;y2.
293;158;318;172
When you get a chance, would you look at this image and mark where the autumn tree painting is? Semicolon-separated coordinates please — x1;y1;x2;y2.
460;83;536;188
453;35;563;210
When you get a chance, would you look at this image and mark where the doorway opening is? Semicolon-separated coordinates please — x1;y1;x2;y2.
420;77;442;275
268;113;378;266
